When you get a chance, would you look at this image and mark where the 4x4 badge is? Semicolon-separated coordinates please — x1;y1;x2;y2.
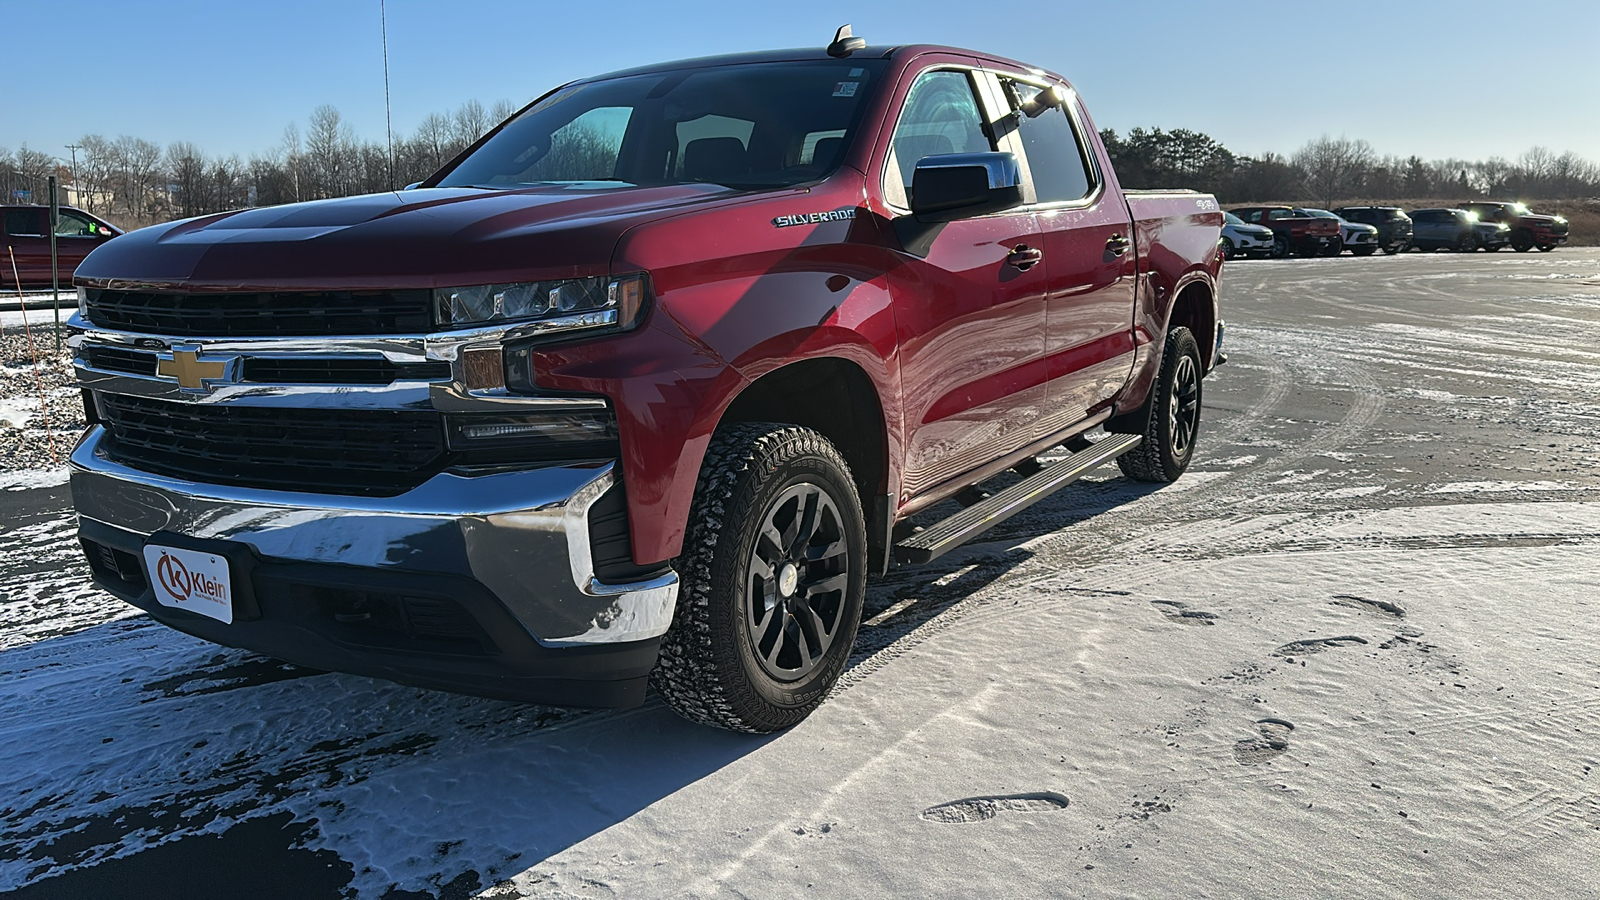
156;347;237;391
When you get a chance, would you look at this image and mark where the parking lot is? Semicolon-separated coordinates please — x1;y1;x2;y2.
4;249;1600;898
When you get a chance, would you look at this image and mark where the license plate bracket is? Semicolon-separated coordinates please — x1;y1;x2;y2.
144;543;235;624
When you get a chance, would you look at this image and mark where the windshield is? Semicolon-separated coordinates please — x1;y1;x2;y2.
1304;209;1337;218
1224;212;1244;226
436;60;887;190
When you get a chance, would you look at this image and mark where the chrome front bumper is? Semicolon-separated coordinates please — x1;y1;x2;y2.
69;427;678;647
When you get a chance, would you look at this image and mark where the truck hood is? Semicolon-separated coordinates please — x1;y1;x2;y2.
75;184;740;291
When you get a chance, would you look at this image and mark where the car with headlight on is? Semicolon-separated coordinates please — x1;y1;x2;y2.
1221;211;1274;258
1332;206;1412;254
1407;208;1481;252
1471;217;1511;251
1454;200;1569;252
66;29;1224;733
1302;208;1379;256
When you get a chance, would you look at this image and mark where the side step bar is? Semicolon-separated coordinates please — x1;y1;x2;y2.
893;433;1143;565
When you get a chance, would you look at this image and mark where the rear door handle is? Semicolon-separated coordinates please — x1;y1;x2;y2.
1006;244;1043;271
1106;233;1131;256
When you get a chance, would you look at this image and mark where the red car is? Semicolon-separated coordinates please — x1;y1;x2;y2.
69;31;1224;731
1454;201;1569;252
1228;206;1342;258
1;204;121;290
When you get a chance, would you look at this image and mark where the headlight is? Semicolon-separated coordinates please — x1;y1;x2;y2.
434;274;650;333
1554;216;1568;225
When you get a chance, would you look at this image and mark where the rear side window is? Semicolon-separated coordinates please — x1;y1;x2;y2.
1238;209;1263;223
1000;79;1093;204
4;208;45;237
885;70;994;208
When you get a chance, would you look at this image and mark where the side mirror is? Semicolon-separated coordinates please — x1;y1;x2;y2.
909;152;1023;223
403;182;423;191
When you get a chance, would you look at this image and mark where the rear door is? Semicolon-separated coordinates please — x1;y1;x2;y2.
1;207;49;289
877;64;1049;500
988;71;1135;432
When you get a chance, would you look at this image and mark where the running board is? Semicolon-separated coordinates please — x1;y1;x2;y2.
893;433;1143;565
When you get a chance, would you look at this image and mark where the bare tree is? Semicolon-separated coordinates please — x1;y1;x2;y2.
1294;135;1376;208
305;105;356;199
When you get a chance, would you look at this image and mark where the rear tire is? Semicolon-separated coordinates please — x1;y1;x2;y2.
1512;229;1534;252
1117;326;1202;483
652;423;867;733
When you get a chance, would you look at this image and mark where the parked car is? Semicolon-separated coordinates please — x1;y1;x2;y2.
1407;208;1482;252
1454;201;1569;252
1302;208;1380;256
0;204;122;290
1228;205;1341;258
1331;206;1412;254
1472;218;1511;252
67;31;1225;732
1221;211;1275;259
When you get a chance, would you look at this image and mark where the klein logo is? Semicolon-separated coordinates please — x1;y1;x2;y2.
772;208;857;228
155;551;228;606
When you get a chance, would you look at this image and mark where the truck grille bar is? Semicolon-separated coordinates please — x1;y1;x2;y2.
84;288;434;337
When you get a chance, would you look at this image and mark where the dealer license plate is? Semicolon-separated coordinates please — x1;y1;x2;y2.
143;544;234;624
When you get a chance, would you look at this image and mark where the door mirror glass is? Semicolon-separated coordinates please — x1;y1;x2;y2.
909;151;1023;222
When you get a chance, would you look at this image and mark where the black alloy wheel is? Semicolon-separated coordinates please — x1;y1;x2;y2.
1512;229;1535;252
1117;326;1202;483
1221;236;1236;259
1270;234;1291;259
1455;232;1477;252
746;483;850;682
652;423;867;733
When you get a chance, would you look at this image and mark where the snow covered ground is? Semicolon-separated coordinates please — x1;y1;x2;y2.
3;250;1600;898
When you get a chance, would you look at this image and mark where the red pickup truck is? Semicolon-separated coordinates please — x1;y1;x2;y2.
68;31;1224;732
1228;205;1341;258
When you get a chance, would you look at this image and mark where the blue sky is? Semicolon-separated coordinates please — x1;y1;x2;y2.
5;0;1598;167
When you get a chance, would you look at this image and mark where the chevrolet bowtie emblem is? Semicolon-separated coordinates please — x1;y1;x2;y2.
156;347;234;391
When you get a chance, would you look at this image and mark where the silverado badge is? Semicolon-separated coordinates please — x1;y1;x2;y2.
772;208;857;228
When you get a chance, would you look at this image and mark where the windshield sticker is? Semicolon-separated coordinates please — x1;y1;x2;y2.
773;208;857;228
832;82;859;98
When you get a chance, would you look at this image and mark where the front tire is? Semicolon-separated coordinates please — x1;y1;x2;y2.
1117;326;1202;483
1456;233;1478;252
653;423;867;733
1512;229;1534;252
1270;234;1290;259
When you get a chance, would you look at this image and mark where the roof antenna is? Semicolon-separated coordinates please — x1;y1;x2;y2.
828;24;866;58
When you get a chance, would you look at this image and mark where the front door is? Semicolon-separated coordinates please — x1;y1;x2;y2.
877;66;1049;501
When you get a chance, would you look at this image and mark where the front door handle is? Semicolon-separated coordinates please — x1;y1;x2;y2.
1006;244;1043;271
1106;233;1131;256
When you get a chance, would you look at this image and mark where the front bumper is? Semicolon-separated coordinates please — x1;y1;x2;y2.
70;428;679;707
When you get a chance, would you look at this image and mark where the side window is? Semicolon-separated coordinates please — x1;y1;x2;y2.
1240;210;1262;223
1266;209;1289;221
1001;79;1093;204
885;70;994;208
4;208;46;237
55;211;97;237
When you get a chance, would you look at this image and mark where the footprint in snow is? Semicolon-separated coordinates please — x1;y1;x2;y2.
920;792;1070;824
1273;635;1368;657
1233;719;1295;766
1150;600;1218;626
1332;594;1405;618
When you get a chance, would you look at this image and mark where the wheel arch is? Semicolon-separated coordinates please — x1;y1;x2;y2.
715;355;895;571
